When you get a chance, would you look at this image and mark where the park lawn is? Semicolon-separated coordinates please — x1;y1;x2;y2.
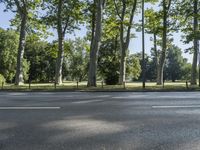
1;81;199;91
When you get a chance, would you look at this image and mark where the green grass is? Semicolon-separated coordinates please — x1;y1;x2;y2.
1;81;199;92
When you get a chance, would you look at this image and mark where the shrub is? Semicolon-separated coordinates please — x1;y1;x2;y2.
0;74;5;84
98;39;120;85
105;72;119;85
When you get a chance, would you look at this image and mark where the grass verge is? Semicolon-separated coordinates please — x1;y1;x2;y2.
0;81;199;92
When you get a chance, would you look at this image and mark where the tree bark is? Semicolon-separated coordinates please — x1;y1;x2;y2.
191;0;199;85
142;0;145;88
153;33;160;83
118;0;137;85
156;0;170;85
88;0;103;87
15;13;27;85
119;20;126;84
55;0;64;85
55;33;64;84
119;42;126;84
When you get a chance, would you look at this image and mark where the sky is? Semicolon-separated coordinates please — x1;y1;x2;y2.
0;3;193;63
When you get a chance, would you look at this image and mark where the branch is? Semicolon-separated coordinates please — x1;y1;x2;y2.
14;0;22;13
63;16;70;35
166;0;172;13
113;0;122;20
125;0;137;48
121;0;126;21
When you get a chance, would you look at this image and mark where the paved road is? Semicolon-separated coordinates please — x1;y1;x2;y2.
1;92;200;150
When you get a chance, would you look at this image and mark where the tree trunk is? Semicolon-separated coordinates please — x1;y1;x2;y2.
118;18;125;84
55;34;64;84
118;0;137;85
142;0;145;88
153;33;160;83
157;0;168;85
88;0;103;87
119;43;126;84
55;0;64;85
15;14;27;85
157;64;164;85
191;0;199;85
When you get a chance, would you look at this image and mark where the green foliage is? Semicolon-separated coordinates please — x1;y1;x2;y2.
144;8;162;35
0;74;5;84
64;38;89;81
25;34;56;82
0;28;18;82
164;45;191;82
98;39;120;85
23;59;30;82
43;0;84;33
175;0;200;53
0;0;198;86
0;28;30;83
141;45;193;82
126;54;141;80
0;0;46;36
131;53;150;81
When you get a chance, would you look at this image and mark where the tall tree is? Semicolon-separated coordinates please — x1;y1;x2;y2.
191;0;199;85
0;28;18;82
142;0;145;88
0;0;42;85
112;0;137;84
87;0;105;87
43;0;83;84
67;38;89;82
178;0;200;85
144;8;162;84
156;0;172;85
165;45;186;82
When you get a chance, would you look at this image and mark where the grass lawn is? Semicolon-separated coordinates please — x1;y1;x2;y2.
1;81;199;91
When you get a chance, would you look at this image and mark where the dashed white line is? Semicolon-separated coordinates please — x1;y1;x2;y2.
0;107;61;110
152;105;200;108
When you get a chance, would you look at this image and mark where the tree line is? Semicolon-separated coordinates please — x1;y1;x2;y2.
0;0;199;87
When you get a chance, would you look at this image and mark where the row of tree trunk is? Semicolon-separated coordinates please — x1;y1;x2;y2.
14;0;199;87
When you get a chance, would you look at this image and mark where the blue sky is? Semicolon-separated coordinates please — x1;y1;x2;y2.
0;3;193;63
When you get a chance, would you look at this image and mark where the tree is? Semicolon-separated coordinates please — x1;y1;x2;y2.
133;52;151;81
181;59;192;81
25;34;52;82
88;0;105;87
0;0;42;85
67;38;90;82
98;39;141;84
126;54;141;81
191;0;200;85
155;0;172;85
43;0;84;84
135;50;192;82
98;38;120;85
0;74;5;84
178;0;200;85
165;45;186;82
144;8;162;83
0;28;29;83
0;28;18;82
112;0;138;84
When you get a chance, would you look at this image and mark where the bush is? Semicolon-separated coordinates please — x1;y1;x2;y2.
0;74;5;84
98;39;120;85
105;72;119;85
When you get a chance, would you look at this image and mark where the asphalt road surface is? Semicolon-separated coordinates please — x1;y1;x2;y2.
1;92;200;150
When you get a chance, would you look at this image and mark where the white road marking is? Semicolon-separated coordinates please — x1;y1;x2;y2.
0;107;61;110
152;105;200;108
72;99;104;104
